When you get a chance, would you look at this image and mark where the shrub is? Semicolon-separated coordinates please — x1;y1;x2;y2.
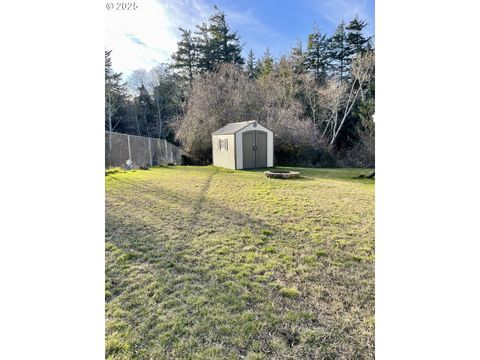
181;154;204;166
338;143;375;168
172;64;259;161
275;145;337;168
105;167;125;176
173;63;318;162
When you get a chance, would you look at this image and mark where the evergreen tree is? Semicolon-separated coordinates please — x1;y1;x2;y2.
171;28;197;85
246;49;258;79
150;65;182;140
277;55;297;101
134;85;156;137
105;49;113;78
208;6;244;65
259;47;274;77
305;24;329;82
194;21;214;73
290;40;306;75
194;7;244;73
328;21;353;81
346;16;370;54
105;49;128;132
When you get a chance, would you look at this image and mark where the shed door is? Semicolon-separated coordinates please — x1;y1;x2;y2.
242;130;267;169
255;131;267;168
242;131;255;169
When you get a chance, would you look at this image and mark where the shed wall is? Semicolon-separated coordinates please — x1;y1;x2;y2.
212;134;236;169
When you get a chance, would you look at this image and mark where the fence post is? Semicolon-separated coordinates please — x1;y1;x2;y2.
106;132;111;168
164;139;168;164
148;138;153;166
127;135;132;162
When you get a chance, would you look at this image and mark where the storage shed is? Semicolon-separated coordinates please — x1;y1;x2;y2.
212;121;274;170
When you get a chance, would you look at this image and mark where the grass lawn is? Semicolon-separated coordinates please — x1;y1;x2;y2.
105;166;375;359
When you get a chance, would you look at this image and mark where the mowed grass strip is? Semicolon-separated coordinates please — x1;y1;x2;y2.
105;166;374;359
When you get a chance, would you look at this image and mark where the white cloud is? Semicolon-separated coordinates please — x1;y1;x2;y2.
106;0;231;76
226;8;284;40
311;0;374;35
105;0;283;76
106;0;184;76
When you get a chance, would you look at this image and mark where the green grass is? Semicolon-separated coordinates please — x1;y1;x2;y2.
279;287;301;298
105;165;374;359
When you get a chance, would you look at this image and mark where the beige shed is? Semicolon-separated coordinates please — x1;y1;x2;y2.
211;121;274;170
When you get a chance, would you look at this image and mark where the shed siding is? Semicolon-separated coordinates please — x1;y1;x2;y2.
212;134;236;169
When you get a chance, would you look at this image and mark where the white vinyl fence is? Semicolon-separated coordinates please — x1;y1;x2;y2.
105;132;189;169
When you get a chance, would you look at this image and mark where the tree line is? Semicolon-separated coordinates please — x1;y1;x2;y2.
105;7;375;167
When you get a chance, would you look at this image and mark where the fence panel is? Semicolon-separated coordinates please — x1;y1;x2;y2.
105;131;188;169
128;134;150;168
159;139;169;164
150;138;159;166
105;132;130;168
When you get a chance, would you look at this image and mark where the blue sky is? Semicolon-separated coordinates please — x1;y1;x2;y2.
106;0;374;76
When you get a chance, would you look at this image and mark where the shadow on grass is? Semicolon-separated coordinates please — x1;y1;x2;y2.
105;170;375;358
108;171;292;247
106;172;317;356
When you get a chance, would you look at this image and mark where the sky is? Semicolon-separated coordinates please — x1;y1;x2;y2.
106;0;374;77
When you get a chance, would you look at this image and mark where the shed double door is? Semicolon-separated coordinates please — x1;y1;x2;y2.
242;130;267;169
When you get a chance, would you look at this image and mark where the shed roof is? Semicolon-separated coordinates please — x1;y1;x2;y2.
212;121;269;135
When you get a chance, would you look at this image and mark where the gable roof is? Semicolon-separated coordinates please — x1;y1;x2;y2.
212;121;272;135
211;121;256;135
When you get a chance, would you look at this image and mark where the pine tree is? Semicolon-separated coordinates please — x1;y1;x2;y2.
246;49;258;79
346;16;370;55
290;40;306;75
134;85;156;137
194;21;214;73
259;47;274;77
171;28;197;85
305;24;329;82
150;65;182;139
105;49;127;132
105;50;124;91
208;6;244;65
328;21;353;81
105;49;113;78
194;7;244;73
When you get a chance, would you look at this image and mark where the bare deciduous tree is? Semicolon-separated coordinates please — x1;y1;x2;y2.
128;69;152;92
257;72;317;153
353;98;375;166
318;79;347;142
299;73;321;126
149;66;183;139
172;64;260;160
318;51;375;147
105;83;123;133
173;63;317;160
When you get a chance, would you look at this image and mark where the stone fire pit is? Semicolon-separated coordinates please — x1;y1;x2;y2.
264;170;301;179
